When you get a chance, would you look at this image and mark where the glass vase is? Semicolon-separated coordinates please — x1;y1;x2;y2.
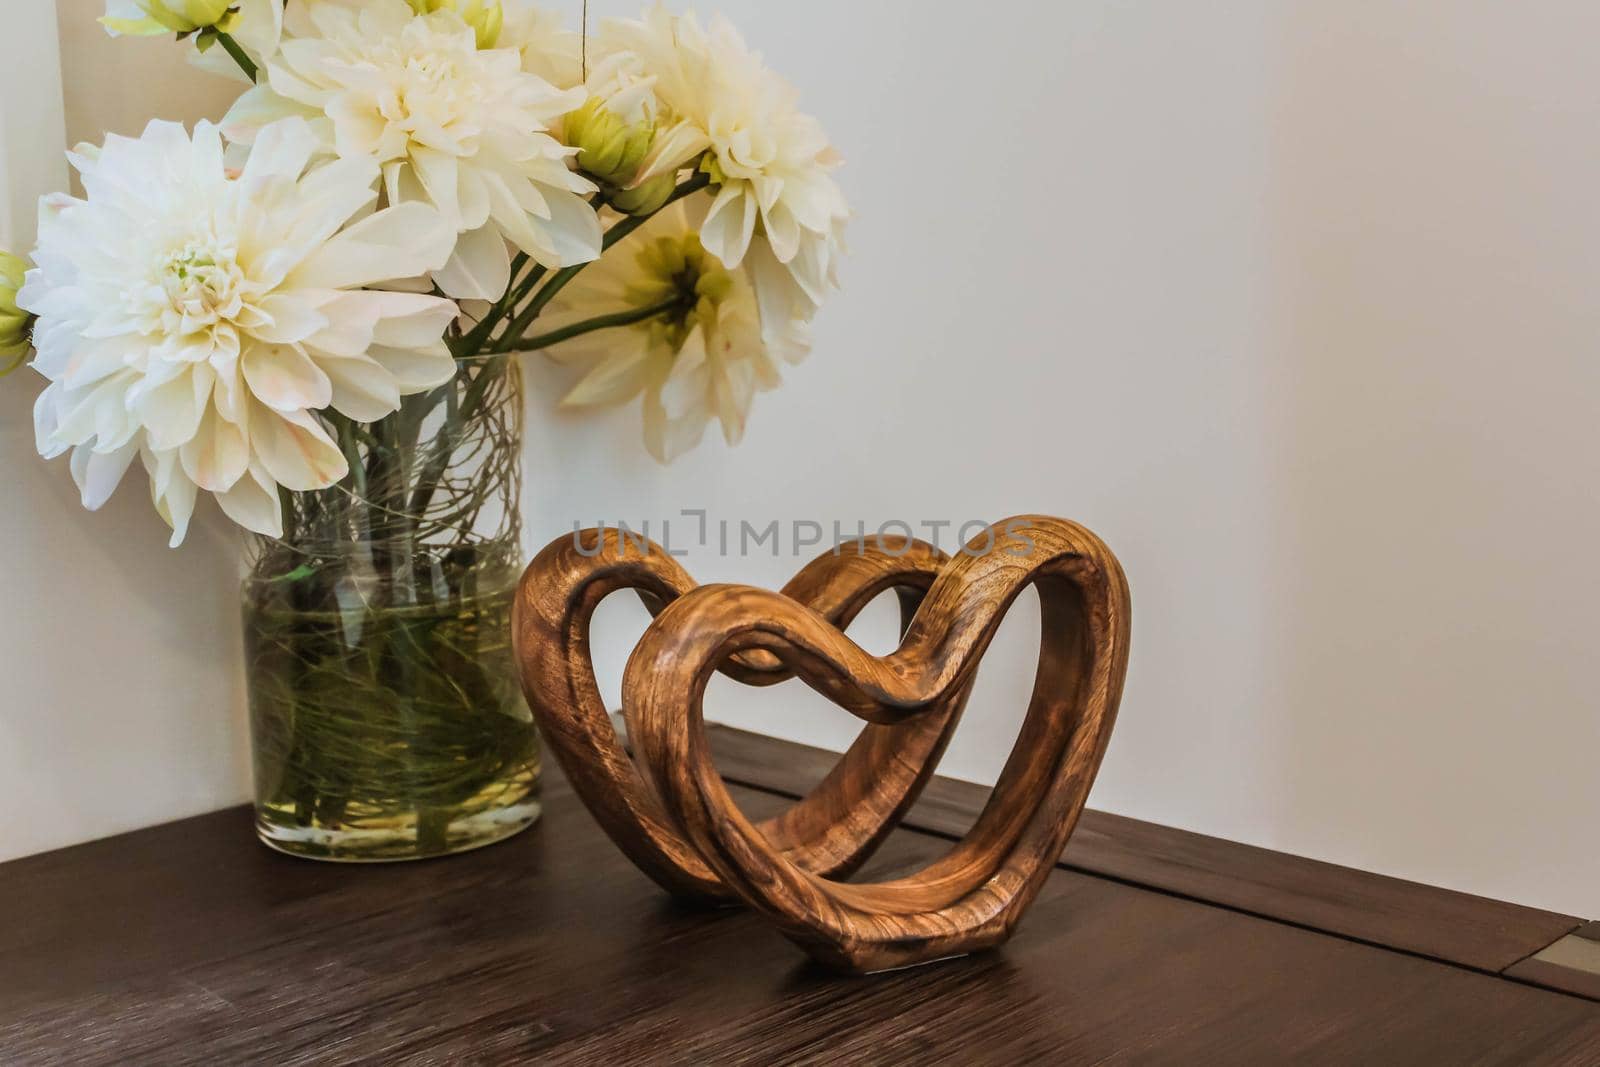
241;355;540;862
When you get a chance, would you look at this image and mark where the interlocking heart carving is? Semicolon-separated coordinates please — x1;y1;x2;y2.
512;516;1131;973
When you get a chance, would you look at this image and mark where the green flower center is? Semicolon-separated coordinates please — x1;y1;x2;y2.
158;241;243;325
626;234;734;351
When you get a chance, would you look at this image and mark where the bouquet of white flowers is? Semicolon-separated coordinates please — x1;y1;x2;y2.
11;0;847;540
1;0;846;861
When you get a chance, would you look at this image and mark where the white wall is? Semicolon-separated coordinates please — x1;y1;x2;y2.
3;1;1597;917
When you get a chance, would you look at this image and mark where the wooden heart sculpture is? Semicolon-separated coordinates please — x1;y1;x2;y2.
513;516;1130;973
513;527;971;902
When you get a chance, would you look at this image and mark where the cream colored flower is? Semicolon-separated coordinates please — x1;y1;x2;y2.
544;199;780;462
102;0;238;36
407;0;504;49
494;0;672;207
595;5;847;363
223;0;601;302
559;51;678;214
187;0;286;82
498;0;583;89
0;251;32;375
564;52;658;187
22;118;459;545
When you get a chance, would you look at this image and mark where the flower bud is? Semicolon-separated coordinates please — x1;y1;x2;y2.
0;251;34;376
102;0;239;36
609;173;676;217
565;97;656;189
406;0;504;49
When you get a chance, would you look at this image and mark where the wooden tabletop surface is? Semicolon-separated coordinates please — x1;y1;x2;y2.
4;754;1599;1064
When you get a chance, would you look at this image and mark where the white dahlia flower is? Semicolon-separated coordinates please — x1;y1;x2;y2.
544;199;780;462
561;51;672;212
21;118;459;546
406;0;505;51
102;0;240;36
596;5;847;363
222;0;601;302
195;0;287;80
498;0;583;89
105;0;285;84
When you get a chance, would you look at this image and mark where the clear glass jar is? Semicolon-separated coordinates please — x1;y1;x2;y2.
241;355;540;861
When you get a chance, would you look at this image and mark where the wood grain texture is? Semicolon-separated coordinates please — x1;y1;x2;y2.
703;723;1583;975
512;528;969;902
3;764;1599;1065
619;516;1131;972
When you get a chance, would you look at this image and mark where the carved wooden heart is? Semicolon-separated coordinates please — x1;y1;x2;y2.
514;516;1130;973
513;528;971;901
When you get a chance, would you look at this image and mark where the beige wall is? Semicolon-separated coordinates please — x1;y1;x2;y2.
55;1;239;148
3;1;1597;916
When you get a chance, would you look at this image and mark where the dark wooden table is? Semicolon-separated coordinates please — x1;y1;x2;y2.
4;729;1600;1065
